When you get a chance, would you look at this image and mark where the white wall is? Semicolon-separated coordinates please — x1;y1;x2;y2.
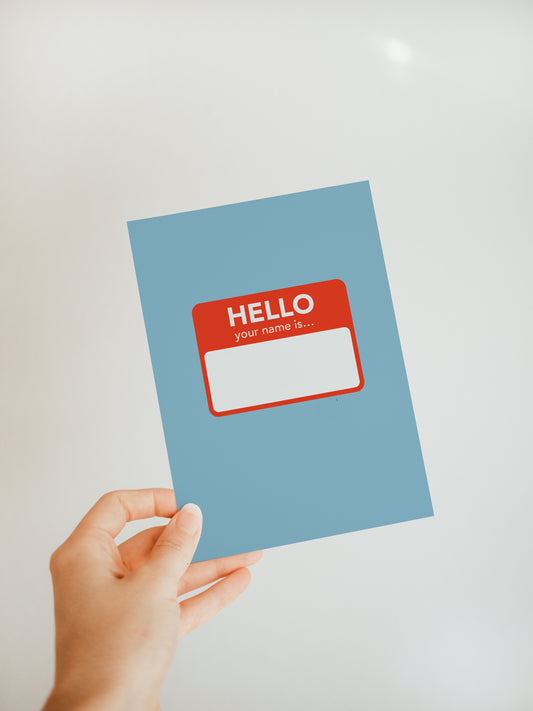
1;1;532;709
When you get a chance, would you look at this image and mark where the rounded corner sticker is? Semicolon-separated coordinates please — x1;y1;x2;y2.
191;279;364;416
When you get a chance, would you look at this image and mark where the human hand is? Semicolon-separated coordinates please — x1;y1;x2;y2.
42;489;262;711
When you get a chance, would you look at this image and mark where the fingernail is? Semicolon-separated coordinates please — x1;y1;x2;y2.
176;503;202;535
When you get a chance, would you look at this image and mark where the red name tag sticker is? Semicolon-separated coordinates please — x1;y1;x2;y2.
192;278;364;416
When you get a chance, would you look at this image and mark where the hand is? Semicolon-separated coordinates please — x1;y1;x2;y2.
42;488;262;711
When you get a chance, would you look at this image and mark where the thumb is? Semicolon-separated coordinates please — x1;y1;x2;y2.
146;503;203;589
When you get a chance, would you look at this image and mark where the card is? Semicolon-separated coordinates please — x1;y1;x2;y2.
128;181;433;561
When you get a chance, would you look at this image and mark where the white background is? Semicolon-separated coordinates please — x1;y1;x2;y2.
1;1;532;709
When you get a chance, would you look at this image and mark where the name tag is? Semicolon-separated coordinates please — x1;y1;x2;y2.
192;278;364;416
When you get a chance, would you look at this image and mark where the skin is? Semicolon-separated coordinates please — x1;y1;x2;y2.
42;488;263;711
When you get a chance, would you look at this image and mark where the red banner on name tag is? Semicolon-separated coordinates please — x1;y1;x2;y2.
192;278;364;416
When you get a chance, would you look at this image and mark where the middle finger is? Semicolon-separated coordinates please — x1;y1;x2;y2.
178;549;263;596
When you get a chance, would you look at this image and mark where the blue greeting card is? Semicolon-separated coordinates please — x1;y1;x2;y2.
128;181;433;562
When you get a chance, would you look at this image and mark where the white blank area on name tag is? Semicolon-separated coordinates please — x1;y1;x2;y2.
204;327;359;413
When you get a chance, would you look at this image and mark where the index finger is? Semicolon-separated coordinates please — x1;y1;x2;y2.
74;488;178;539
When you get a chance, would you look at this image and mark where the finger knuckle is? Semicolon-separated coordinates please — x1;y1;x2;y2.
49;543;71;575
99;490;122;505
156;537;186;556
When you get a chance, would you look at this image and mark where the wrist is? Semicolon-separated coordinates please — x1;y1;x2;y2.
42;680;158;711
42;684;122;711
